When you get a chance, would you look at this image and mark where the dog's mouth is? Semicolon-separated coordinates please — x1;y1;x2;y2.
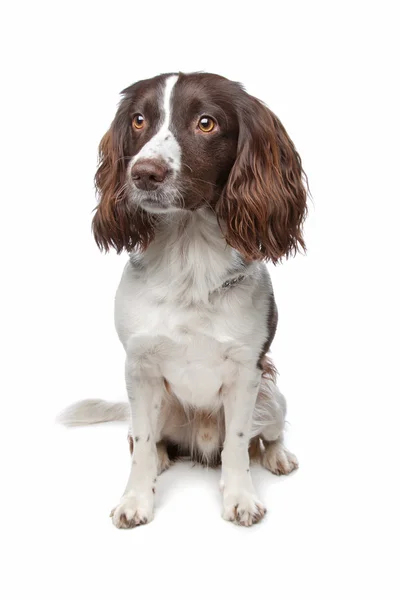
129;186;185;214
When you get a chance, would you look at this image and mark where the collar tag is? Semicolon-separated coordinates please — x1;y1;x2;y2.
221;274;245;289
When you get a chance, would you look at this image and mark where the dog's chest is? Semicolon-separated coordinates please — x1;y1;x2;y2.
158;301;231;407
116;266;260;409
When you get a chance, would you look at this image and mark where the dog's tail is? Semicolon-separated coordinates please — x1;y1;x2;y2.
57;399;129;427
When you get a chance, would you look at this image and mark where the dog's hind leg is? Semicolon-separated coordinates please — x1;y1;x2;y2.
252;378;298;475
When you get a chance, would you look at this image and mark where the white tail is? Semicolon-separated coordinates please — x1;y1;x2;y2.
57;399;129;427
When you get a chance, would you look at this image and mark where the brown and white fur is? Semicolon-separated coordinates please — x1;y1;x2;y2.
59;72;307;528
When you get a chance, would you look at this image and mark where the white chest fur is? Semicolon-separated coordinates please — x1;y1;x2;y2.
114;210;271;409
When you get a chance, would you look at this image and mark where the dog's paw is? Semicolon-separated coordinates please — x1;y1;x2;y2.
222;489;266;526
110;494;154;529
262;441;299;475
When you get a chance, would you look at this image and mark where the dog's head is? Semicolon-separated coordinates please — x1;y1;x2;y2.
93;72;307;262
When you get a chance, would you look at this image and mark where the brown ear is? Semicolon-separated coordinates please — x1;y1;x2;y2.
92;118;154;253
217;96;308;262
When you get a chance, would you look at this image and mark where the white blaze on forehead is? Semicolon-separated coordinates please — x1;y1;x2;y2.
131;75;181;172
162;74;178;126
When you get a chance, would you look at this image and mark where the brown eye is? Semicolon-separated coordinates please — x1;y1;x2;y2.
132;114;145;129
198;116;216;133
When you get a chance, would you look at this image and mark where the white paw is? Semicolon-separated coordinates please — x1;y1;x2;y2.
110;494;154;529
262;442;299;475
222;489;266;526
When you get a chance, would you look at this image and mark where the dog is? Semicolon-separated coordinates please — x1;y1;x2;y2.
59;72;307;528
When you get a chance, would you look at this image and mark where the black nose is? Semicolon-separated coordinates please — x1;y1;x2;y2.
131;159;170;191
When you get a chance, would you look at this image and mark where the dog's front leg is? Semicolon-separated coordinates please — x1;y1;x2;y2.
221;368;266;526
111;338;164;529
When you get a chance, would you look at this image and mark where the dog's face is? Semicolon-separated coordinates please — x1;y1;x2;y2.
121;73;240;214
93;72;307;262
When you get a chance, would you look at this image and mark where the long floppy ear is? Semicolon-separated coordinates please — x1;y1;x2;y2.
92;116;154;253
217;96;308;262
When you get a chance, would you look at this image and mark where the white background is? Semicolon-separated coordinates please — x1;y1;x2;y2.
1;1;399;598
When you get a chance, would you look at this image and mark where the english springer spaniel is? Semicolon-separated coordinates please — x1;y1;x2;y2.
59;72;308;528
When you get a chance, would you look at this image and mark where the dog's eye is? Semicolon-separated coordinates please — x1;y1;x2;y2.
198;116;216;133
132;114;145;130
